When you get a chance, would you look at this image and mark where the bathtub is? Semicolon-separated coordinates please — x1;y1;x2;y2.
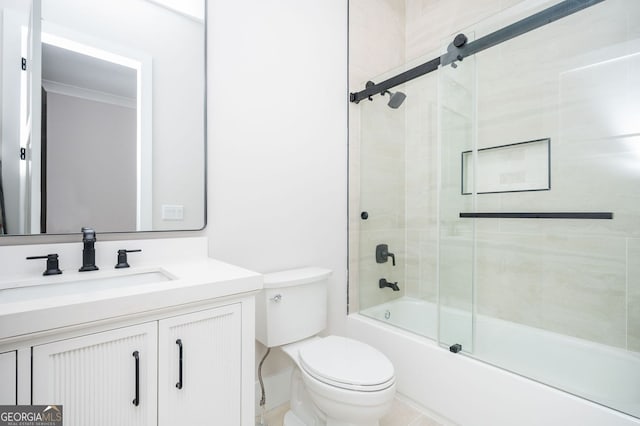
362;297;437;338
353;297;640;426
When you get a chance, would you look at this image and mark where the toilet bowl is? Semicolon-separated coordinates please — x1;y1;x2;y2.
284;336;396;425
256;268;396;426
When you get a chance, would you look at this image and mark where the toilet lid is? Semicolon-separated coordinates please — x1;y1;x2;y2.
298;336;395;391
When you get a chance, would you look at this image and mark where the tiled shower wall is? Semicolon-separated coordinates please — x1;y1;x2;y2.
350;0;640;353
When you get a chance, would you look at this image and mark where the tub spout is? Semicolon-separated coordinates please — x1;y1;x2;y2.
379;278;400;291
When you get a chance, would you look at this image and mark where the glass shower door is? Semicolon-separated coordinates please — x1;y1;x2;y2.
437;35;476;353
356;59;442;340
438;0;640;418
357;79;407;314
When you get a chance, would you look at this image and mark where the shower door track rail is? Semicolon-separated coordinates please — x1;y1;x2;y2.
459;212;613;219
349;0;606;104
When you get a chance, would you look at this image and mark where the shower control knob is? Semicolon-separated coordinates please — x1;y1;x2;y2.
376;244;396;266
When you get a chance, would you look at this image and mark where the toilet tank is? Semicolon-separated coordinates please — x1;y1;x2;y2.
256;267;332;347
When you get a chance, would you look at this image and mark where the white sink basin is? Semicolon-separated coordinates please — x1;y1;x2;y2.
0;270;172;304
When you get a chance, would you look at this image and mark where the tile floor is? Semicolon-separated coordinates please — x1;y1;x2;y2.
255;397;447;426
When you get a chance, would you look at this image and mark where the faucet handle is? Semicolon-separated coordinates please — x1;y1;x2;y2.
115;249;142;269
375;244;396;266
27;254;63;276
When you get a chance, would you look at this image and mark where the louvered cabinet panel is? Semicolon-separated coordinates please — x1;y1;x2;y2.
158;304;242;426
0;351;17;404
32;322;157;426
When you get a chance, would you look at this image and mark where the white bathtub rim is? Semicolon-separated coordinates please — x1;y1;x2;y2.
357;297;640;416
347;312;640;426
361;296;640;363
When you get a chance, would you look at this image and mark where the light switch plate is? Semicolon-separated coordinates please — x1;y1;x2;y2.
161;205;184;221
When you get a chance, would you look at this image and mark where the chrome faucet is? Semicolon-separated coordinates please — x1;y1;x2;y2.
79;227;99;272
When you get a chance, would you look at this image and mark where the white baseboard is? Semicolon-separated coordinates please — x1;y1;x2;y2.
255;367;293;412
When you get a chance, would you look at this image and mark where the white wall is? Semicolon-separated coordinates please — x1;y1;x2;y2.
205;0;348;401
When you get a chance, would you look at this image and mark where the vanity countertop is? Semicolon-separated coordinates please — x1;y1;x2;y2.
0;238;262;342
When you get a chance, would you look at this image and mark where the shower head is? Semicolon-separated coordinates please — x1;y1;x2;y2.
382;90;406;109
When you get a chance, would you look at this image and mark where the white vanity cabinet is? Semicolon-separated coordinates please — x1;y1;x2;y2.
27;300;251;426
0;249;260;425
158;304;242;425
0;350;17;404
32;322;158;426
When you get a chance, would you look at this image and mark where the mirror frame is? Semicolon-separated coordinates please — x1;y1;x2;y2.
0;0;207;238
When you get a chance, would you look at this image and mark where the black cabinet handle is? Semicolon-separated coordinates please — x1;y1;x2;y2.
175;339;183;389
132;351;140;406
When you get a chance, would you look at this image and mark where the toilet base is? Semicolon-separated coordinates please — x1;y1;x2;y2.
284;366;388;426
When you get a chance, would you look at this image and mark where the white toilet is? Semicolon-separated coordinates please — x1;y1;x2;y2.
256;267;396;426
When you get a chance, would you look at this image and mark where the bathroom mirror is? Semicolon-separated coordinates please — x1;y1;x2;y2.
0;0;206;236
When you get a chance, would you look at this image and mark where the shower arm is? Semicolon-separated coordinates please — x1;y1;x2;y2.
350;57;440;104
349;0;606;104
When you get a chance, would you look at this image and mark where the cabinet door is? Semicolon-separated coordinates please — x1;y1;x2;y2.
158;304;242;426
32;323;157;426
0;351;16;404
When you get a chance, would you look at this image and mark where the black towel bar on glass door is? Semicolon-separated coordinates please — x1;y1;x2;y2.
458;212;613;219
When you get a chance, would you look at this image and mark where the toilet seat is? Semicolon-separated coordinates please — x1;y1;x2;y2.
298;336;395;392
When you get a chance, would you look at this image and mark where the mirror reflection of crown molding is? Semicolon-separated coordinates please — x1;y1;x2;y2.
41;80;136;109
